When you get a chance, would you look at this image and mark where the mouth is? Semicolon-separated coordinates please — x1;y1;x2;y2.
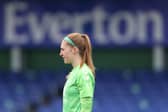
61;56;64;59
62;57;66;60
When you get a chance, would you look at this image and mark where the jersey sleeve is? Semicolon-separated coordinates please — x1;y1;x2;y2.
77;70;95;98
76;70;95;112
80;97;93;112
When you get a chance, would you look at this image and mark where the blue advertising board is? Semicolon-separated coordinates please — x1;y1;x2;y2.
0;1;167;48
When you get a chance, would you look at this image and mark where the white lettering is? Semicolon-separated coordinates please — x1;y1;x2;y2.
4;2;28;45
92;7;107;44
3;3;165;46
108;11;135;44
28;13;54;44
137;11;163;44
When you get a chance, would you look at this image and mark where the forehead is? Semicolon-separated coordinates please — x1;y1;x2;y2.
60;40;70;48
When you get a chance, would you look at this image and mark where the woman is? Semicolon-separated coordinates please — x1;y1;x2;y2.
59;33;95;112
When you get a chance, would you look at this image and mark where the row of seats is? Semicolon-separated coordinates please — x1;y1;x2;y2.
94;70;168;112
0;70;65;112
0;70;167;112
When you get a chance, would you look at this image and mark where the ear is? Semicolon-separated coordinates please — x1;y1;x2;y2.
72;47;79;54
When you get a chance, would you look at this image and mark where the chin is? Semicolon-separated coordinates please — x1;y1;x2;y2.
64;60;70;64
64;62;68;64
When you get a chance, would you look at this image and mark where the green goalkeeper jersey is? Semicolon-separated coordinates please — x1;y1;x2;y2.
63;63;95;112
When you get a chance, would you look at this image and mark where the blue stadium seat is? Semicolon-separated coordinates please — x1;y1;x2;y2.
0;70;168;112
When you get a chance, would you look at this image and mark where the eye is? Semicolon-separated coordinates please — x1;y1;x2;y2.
60;48;64;51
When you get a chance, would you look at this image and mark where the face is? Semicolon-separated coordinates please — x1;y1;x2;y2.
59;40;74;64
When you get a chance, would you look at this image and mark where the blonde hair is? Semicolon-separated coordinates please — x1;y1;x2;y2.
67;33;95;75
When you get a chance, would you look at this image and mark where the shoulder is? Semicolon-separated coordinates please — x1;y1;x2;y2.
80;64;92;74
78;64;94;80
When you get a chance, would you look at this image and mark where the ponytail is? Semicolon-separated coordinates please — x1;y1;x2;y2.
67;33;95;75
81;34;95;75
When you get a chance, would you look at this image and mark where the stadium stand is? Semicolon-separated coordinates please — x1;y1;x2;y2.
0;70;167;112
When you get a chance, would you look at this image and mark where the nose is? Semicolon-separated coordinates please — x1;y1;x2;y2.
59;51;63;57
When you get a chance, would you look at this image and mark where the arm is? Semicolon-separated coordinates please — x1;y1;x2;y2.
77;71;95;112
80;97;93;112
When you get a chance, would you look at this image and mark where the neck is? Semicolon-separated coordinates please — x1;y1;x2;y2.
72;55;82;68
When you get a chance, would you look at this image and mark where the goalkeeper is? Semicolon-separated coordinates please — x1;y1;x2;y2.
59;33;95;112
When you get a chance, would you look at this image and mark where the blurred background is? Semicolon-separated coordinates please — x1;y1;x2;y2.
0;0;168;112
